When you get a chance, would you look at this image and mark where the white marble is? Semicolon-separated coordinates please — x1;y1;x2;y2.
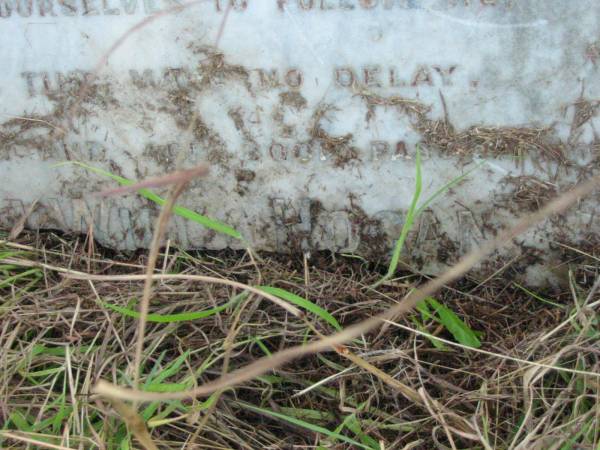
1;0;599;283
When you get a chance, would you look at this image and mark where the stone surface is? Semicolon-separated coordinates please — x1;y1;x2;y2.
1;0;599;283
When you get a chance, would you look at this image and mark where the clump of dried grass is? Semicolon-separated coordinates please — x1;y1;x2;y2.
1;6;599;448
1;226;598;449
503;175;559;212
421;122;566;163
356;85;567;165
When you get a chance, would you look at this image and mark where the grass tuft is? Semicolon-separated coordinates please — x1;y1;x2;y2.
1;232;598;449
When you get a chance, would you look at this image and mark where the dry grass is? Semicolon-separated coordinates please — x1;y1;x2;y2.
1;227;598;449
356;86;567;166
502;176;559;213
1;5;599;448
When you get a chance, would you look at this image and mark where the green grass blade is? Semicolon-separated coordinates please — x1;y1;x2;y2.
28;344;97;357
0;268;42;289
147;392;221;427
426;297;481;348
254;337;273;356
7;410;32;431
333;401;379;449
144;401;185;424
146;350;191;387
414;300;448;349
52;398;71;434
258;286;342;331
239;402;373;450
22;366;65;379
119;436;132;450
144;351;167;386
145;383;190;392
411;316;447;350
103;302;230;323
373;151;483;288
58;161;242;240
514;283;566;309
343;415;380;449
415;299;433;321
279;408;335;423
103;298;237;323
415;162;484;216
372;147;422;287
0;250;26;259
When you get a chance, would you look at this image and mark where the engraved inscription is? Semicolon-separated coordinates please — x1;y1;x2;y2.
0;0;170;17
456;210;484;255
312;210;358;251
271;197;312;251
1;0;594;280
0;0;528;18
335;65;458;88
415;209;439;261
276;0;515;12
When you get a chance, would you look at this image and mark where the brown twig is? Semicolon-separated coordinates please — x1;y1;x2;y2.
96;165;209;197
93;174;600;402
133;181;188;395
63;273;304;318
64;1;205;129
108;398;159;450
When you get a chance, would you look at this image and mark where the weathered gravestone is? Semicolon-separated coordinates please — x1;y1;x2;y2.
1;0;599;283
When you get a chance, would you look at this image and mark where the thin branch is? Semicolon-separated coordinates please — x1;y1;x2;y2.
93;174;600;402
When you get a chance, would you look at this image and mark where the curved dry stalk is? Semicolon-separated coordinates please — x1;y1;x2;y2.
107;398;159;450
64;0;230;132
97;165;209;197
133;181;188;392
65;273;304;318
93;174;600;403
0;432;77;450
64;1;204;129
